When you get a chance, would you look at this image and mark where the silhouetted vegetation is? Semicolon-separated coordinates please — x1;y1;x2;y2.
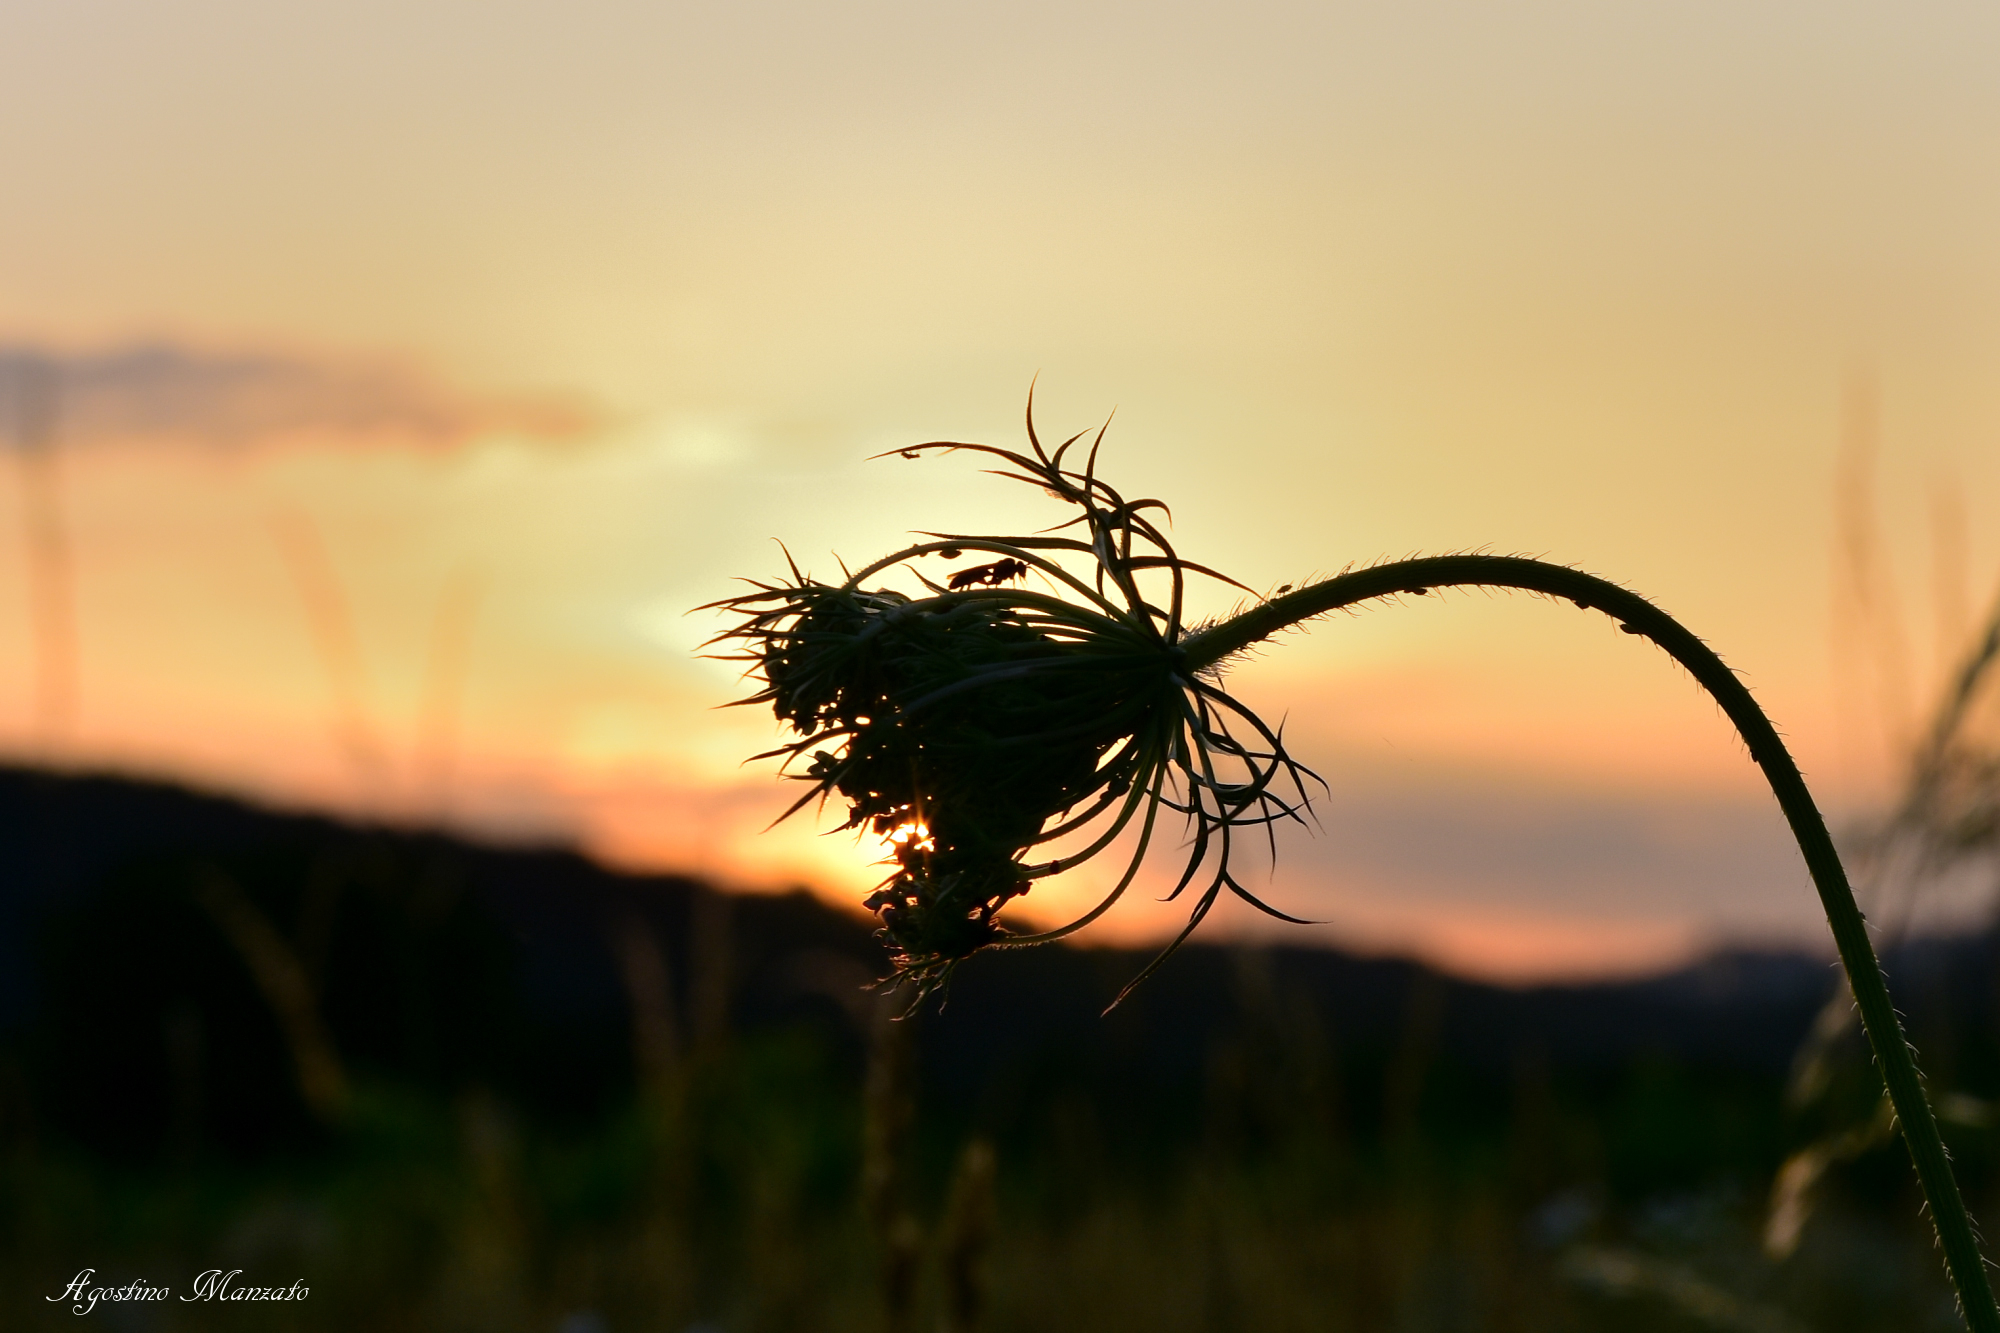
715;419;1997;1323
2;766;1995;1329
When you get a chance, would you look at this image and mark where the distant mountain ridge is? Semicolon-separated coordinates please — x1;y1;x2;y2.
3;763;1990;1161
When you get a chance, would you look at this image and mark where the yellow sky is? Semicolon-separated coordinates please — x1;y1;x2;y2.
4;0;2000;979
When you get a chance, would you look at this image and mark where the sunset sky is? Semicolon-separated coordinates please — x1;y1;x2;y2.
4;0;2000;980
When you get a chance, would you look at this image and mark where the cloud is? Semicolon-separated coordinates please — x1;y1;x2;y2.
0;342;602;448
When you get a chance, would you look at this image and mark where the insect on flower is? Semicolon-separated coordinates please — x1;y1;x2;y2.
946;558;1029;590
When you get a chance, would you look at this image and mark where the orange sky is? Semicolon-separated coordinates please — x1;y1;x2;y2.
4;1;2000;980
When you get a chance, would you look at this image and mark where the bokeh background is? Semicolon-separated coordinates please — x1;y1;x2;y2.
6;0;2000;979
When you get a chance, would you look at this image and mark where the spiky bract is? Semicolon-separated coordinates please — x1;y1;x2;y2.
705;407;1321;1000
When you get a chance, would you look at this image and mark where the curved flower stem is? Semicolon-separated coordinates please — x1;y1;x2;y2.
1181;554;2000;1331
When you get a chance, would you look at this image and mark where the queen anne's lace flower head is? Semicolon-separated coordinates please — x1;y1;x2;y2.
706;404;1321;1002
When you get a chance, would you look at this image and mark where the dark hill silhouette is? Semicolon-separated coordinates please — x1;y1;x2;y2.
3;764;1989;1170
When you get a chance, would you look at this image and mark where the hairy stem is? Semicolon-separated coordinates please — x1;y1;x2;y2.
1182;554;1999;1331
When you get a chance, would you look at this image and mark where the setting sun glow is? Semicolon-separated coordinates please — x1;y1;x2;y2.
5;0;2000;981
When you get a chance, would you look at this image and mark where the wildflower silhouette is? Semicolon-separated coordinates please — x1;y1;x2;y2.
707;401;1999;1330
